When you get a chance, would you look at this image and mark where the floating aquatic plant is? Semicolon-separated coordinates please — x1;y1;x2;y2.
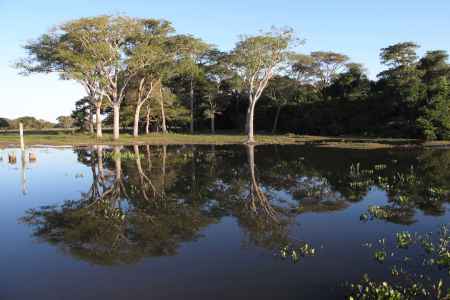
103;151;145;161
342;225;450;299
275;243;315;264
360;205;398;221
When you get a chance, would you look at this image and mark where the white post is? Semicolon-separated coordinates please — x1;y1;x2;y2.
19;122;24;152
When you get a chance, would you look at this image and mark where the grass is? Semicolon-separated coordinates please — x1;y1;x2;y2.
0;128;449;148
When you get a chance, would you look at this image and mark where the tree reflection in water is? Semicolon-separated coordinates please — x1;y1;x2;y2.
19;145;450;267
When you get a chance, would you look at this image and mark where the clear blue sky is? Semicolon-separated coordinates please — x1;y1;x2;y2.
1;0;449;123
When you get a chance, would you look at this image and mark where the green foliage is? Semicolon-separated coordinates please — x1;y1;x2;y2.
56;116;74;128
103;151;145;161
0;118;10;129
10;12;450;140
0;116;55;130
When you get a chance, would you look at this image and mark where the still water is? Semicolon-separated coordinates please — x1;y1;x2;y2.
0;144;449;299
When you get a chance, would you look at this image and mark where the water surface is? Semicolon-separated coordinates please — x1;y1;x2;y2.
0;144;449;299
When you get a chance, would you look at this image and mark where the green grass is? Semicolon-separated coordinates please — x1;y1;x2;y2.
0;128;448;147
0;129;301;145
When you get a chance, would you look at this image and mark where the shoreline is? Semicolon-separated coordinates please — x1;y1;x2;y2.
1;132;449;149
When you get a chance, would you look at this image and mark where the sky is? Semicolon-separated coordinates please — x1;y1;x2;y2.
1;0;449;123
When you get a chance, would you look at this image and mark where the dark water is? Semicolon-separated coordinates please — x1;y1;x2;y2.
0;144;449;299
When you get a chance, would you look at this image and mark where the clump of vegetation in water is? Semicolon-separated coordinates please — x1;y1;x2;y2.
274;243;315;263
342;224;450;299
374;250;386;262
291;205;304;213
395;225;450;266
345;274;447;300
103;151;145;161
360;205;398;221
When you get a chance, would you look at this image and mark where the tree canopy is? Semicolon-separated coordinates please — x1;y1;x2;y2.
11;13;450;140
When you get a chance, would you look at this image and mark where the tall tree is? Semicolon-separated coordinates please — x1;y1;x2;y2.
377;42;422;84
263;75;297;133
203;50;235;133
418;50;450;86
308;51;350;95
375;42;428;137
12;18;104;136
291;54;318;86
179;37;212;133
231;26;304;143
127;30;195;137
66;14;152;139
125;19;175;137
323;63;370;101
13;14;174;139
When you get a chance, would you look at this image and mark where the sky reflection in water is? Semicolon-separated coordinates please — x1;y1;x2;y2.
0;144;449;299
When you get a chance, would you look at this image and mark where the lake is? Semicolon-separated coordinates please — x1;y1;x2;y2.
0;144;449;299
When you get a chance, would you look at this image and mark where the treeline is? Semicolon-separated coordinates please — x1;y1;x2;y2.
0;117;55;130
117;45;450;139
272;46;450;139
13;14;450;140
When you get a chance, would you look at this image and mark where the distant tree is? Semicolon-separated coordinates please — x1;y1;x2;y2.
56;116;74;128
17;116;38;129
36;119;55;129
0;118;10;130
71;97;91;127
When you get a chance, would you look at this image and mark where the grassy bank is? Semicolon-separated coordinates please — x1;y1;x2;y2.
0;129;449;148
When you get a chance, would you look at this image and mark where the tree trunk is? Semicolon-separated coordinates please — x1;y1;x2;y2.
271;101;283;134
89;97;94;134
133;103;143;138
246;100;256;143
244;107;250;134
235;93;240;130
211;114;215;133
160;88;166;133
146;104;150;134
95;103;102;138
113;103;120;139
190;86;194;133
